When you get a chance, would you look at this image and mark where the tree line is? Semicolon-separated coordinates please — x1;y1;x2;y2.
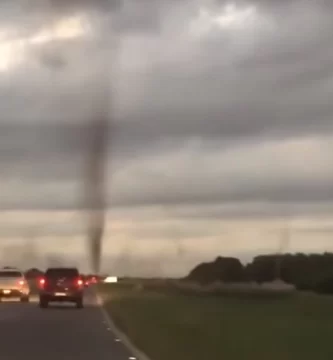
187;253;333;294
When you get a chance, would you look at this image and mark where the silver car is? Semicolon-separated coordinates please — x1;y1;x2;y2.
0;268;30;302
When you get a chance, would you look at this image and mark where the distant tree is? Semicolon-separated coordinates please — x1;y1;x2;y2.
187;256;245;284
246;252;333;291
186;252;333;293
314;277;333;294
246;255;277;283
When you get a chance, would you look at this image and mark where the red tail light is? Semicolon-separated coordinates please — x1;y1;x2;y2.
39;278;45;287
76;278;83;287
18;280;25;286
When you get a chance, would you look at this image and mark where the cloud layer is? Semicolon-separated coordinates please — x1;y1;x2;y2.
0;0;333;272
0;0;332;212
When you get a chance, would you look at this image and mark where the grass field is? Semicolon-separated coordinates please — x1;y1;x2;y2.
100;283;333;360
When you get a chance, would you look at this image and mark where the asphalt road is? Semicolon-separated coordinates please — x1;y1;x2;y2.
0;289;136;360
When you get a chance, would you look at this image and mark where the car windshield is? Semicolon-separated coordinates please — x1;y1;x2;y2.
0;271;22;278
45;269;79;278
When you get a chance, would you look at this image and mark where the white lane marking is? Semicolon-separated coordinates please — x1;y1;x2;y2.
95;292;152;360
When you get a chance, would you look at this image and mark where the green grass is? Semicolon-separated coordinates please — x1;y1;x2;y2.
100;283;333;360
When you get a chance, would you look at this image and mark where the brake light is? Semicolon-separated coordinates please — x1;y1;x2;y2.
77;279;83;286
18;280;25;286
39;278;45;287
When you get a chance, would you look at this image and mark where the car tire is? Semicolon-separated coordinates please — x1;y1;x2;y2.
20;296;29;303
39;297;48;308
75;298;83;309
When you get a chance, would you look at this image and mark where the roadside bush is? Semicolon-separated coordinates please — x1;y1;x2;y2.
314;277;333;294
187;256;245;284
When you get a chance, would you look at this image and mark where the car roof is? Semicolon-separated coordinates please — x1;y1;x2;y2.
2;266;19;269
45;267;79;271
0;268;23;274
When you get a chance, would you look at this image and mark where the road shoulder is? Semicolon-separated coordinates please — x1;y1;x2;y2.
96;292;152;360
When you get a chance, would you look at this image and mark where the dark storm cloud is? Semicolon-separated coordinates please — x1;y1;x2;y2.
44;0;120;13
216;0;332;8
168;202;333;220
0;0;119;18
0;0;333;211
0;0;174;36
123;9;333;143
111;182;333;208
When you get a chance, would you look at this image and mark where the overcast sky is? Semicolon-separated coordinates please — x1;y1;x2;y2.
1;0;333;275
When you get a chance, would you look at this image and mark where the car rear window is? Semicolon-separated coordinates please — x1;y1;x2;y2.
0;271;22;277
45;268;79;278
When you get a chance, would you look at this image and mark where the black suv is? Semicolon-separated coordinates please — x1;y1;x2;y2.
38;267;84;309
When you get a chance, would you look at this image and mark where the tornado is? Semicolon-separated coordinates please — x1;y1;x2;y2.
81;7;112;275
85;98;109;275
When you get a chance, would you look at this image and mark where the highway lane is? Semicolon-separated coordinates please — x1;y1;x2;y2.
0;290;136;360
